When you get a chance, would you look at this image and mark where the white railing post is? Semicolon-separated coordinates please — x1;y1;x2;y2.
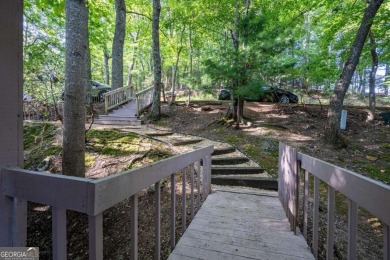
170;174;176;250
182;169;187;234
130;194;138;260
384;224;389;260
88;213;103;260
348;199;357;260
52;207;67;260
155;181;161;260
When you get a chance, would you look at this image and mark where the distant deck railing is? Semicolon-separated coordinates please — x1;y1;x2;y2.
103;86;132;114
23;101;63;121
135;86;154;116
1;146;213;259
278;143;390;260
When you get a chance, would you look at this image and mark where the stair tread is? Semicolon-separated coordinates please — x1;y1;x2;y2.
212;175;274;180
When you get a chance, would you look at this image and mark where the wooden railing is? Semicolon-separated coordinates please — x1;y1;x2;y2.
1;145;213;259
278;143;390;260
104;86;132;114
135;86;154;116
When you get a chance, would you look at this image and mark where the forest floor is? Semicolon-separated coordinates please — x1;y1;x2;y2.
146;100;390;259
24;100;390;259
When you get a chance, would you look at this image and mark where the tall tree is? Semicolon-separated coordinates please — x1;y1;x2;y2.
111;0;126;90
63;0;89;177
367;30;378;122
325;0;384;143
150;0;162;118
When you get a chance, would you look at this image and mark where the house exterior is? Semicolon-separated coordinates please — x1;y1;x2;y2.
0;0;24;246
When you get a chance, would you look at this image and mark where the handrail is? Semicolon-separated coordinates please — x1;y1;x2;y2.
135;86;154;116
278;143;390;259
103;86;132;114
1;145;213;259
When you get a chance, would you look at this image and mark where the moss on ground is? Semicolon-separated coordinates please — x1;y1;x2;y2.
24;122;58;150
24;123;175;173
86;129;140;156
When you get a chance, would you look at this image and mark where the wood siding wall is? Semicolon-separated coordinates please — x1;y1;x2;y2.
0;0;24;246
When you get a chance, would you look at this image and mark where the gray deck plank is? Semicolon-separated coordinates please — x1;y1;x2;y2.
168;188;314;260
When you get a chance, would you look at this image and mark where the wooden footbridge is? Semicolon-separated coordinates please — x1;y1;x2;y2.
168;187;313;260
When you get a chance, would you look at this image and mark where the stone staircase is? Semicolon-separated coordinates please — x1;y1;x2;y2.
210;145;277;190
95;100;142;126
128;127;278;191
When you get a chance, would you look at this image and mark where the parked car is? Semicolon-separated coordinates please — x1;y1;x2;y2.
218;89;232;100
61;81;111;102
255;86;298;103
218;86;298;103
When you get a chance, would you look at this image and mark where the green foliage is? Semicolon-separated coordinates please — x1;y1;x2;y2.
24;0;390;101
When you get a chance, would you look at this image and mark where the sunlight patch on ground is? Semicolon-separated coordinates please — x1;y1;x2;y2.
242;127;314;142
264;114;290;119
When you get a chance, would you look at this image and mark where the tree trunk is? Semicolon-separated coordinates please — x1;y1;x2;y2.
103;45;110;85
150;0;162;119
111;0;126;90
385;64;389;95
367;30;378;122
63;0;88;177
325;0;384;143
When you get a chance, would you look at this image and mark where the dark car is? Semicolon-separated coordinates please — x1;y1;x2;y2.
219;86;298;103
218;89;232;100
61;80;111;102
257;86;298;103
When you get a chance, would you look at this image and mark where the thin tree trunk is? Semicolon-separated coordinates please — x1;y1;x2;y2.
326;0;384;143
385;64;389;95
103;45;110;85
150;0;162;119
63;0;88;177
111;0;126;90
367;30;378;122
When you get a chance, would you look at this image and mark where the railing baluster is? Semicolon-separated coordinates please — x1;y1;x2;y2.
52;207;67;260
88;213;103;260
201;159;205;202
170;174;176;250
384;223;389;260
327;186;335;260
348;199;357;260
182;168;187;234
303;170;309;239
196;160;201;210
206;155;212;197
190;163;195;220
313;176;320;258
13;198;27;246
155;181;161;260
130;194;138;260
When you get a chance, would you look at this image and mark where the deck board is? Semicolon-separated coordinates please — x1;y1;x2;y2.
168;188;314;260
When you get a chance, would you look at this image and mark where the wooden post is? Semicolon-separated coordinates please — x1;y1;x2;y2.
0;0;25;247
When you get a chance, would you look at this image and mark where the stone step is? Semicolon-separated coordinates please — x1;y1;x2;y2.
211;176;278;191
99;115;138;120
172;139;203;146
94;118;142;126
211;166;265;175
146;132;174;137
212;147;236;156
211;157;249;165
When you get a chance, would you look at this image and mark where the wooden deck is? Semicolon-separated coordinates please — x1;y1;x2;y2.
168;187;314;260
